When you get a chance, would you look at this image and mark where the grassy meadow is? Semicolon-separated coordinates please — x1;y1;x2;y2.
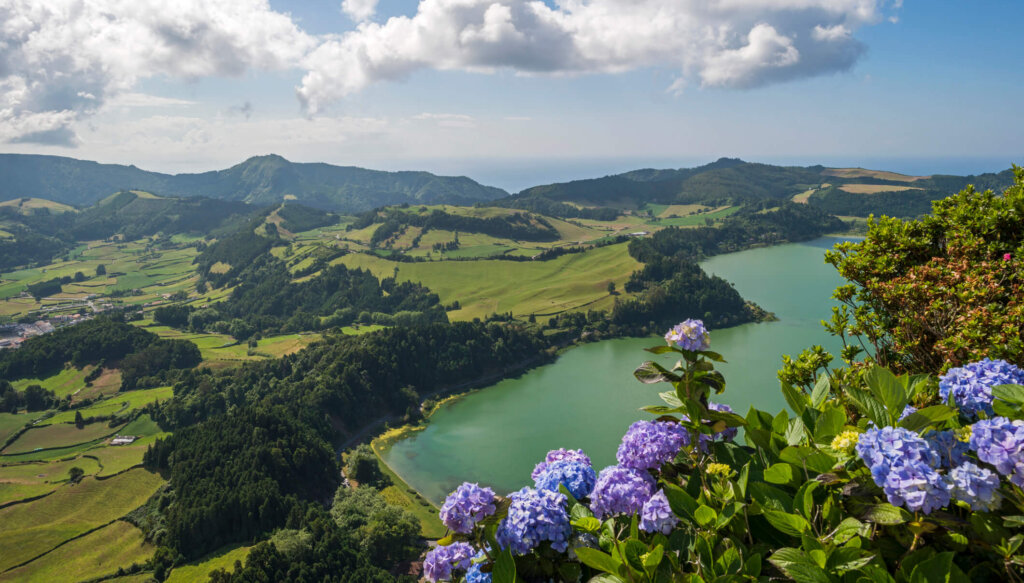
0;520;153;583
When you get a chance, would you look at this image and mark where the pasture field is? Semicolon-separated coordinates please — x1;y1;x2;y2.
340;243;641;321
1;421;126;455
0;456;101;485
792;189;817;204
822;168;927;182
166;544;252;583
89;442;151;477
647;205;738;226
0;198;77;214
0;468;164;572
0;520;153;582
837;184;923;194
0;483;59;507
0;413;42;445
141;326;321;367
44;386;173;425
11;365;120;400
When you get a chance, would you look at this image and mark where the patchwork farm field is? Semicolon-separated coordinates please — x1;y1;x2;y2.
1;420;126;455
0;520;153;583
165;544;252;583
339;242;641;321
12;365;121;401
0;468;164;572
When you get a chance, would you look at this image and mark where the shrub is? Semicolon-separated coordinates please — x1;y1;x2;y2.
423;321;1024;582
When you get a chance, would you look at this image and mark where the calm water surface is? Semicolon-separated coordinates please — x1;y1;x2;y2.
381;236;855;504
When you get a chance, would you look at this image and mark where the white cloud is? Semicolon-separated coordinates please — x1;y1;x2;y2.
0;0;314;145
298;0;895;113
107;93;197;107
341;0;379;22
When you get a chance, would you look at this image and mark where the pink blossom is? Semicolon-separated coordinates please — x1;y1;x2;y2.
1004;253;1012;261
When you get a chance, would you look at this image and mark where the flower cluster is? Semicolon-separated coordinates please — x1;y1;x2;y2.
881;459;951;514
831;430;860;454
439;482;497;534
530;448;592;481
640;490;678;534
949;462;1003;511
665;319;710;352
616;420;688;470
496;487;571;554
939;358;1024;418
424;541;475;582
464;551;491;583
534;459;597;499
856;427;949;513
706;462;732;478
969;417;1024;487
589;465;655;520
925;430;969;469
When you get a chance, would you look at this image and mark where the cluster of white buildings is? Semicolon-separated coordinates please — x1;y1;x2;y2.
0;321;55;349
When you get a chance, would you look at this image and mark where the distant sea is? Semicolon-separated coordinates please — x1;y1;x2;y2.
375;156;1021;193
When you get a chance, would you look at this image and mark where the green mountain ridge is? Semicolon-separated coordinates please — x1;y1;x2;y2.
0;153;509;213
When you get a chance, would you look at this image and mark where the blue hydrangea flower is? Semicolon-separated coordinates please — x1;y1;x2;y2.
969;417;1024;479
534;459;597;499
925;430;969;469
496;487;570;555
589;465;655;520
665;319;710;351
856;426;939;486
940;359;1024;419
423;542;475;582
616;420;688;470
899;405;918;421
950;462;1003;512
639;489;678;534
882;459;951;514
439;482;497;534
530;448;592;481
464;551;491;583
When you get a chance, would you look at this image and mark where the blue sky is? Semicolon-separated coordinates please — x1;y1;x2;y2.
1;0;1021;189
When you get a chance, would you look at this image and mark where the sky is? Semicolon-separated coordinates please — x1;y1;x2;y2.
1;0;1022;190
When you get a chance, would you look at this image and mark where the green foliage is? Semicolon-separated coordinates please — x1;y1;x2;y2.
825;166;1024;372
345;444;390;488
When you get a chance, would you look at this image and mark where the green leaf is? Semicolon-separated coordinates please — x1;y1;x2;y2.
827;547;875;573
641;405;684;415
662;482;698;519
694;505;718;528
899;405;956;432
992;384;1024;419
909;552;954;583
492;548;517;583
864;365;907;423
767;548;831;583
846;386;888;428
634;361;680;384
659;390;683;407
699;350;726;362
793;480;820;519
812;404;846;444
623;539;649;574
743;553;762;578
642;544;664;573
786;417;807;446
779;446;837;474
861;503;911;525
782;383;808;415
749;482;794;512
764;462;800;486
703;408;748;428
832;517;868;544
587;576;627;583
572;516;602;533
645;345;678;355
575;547;623;576
811;375;831;409
764;510;811;536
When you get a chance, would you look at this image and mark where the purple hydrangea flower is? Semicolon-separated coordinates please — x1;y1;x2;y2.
665;319;710;352
856;426;939;486
440;482;497;534
940;359;1024;419
616;420;688;470
950;462;1003;512
925;430;969;469
530;448;592;481
639;490;679;534
589;465;655;520
969;417;1024;481
534;459;597;499
882;459;951;514
464;551;491;583
496;487;570;555
899;405;918;421
423;542;475;582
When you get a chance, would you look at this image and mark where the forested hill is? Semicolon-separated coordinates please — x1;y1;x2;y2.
504;158;1016;218
0;153;508;212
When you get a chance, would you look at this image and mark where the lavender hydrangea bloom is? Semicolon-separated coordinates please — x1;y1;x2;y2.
640;490;679;534
882;459;951;514
423;542;475;582
950;462;1003;511
616;420;688;470
590;465;655;520
534;459;597;499
940;358;1024;418
665;319;710;351
496;487;570;554
464;552;491;583
969;417;1024;479
925;430;969;469
439;482;497;534
899;405;918;421
855;426;940;486
530;448;592;481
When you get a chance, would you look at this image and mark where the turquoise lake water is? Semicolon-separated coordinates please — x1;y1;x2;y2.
380;236;855;504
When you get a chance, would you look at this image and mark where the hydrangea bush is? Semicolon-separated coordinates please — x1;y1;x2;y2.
422;320;1024;583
